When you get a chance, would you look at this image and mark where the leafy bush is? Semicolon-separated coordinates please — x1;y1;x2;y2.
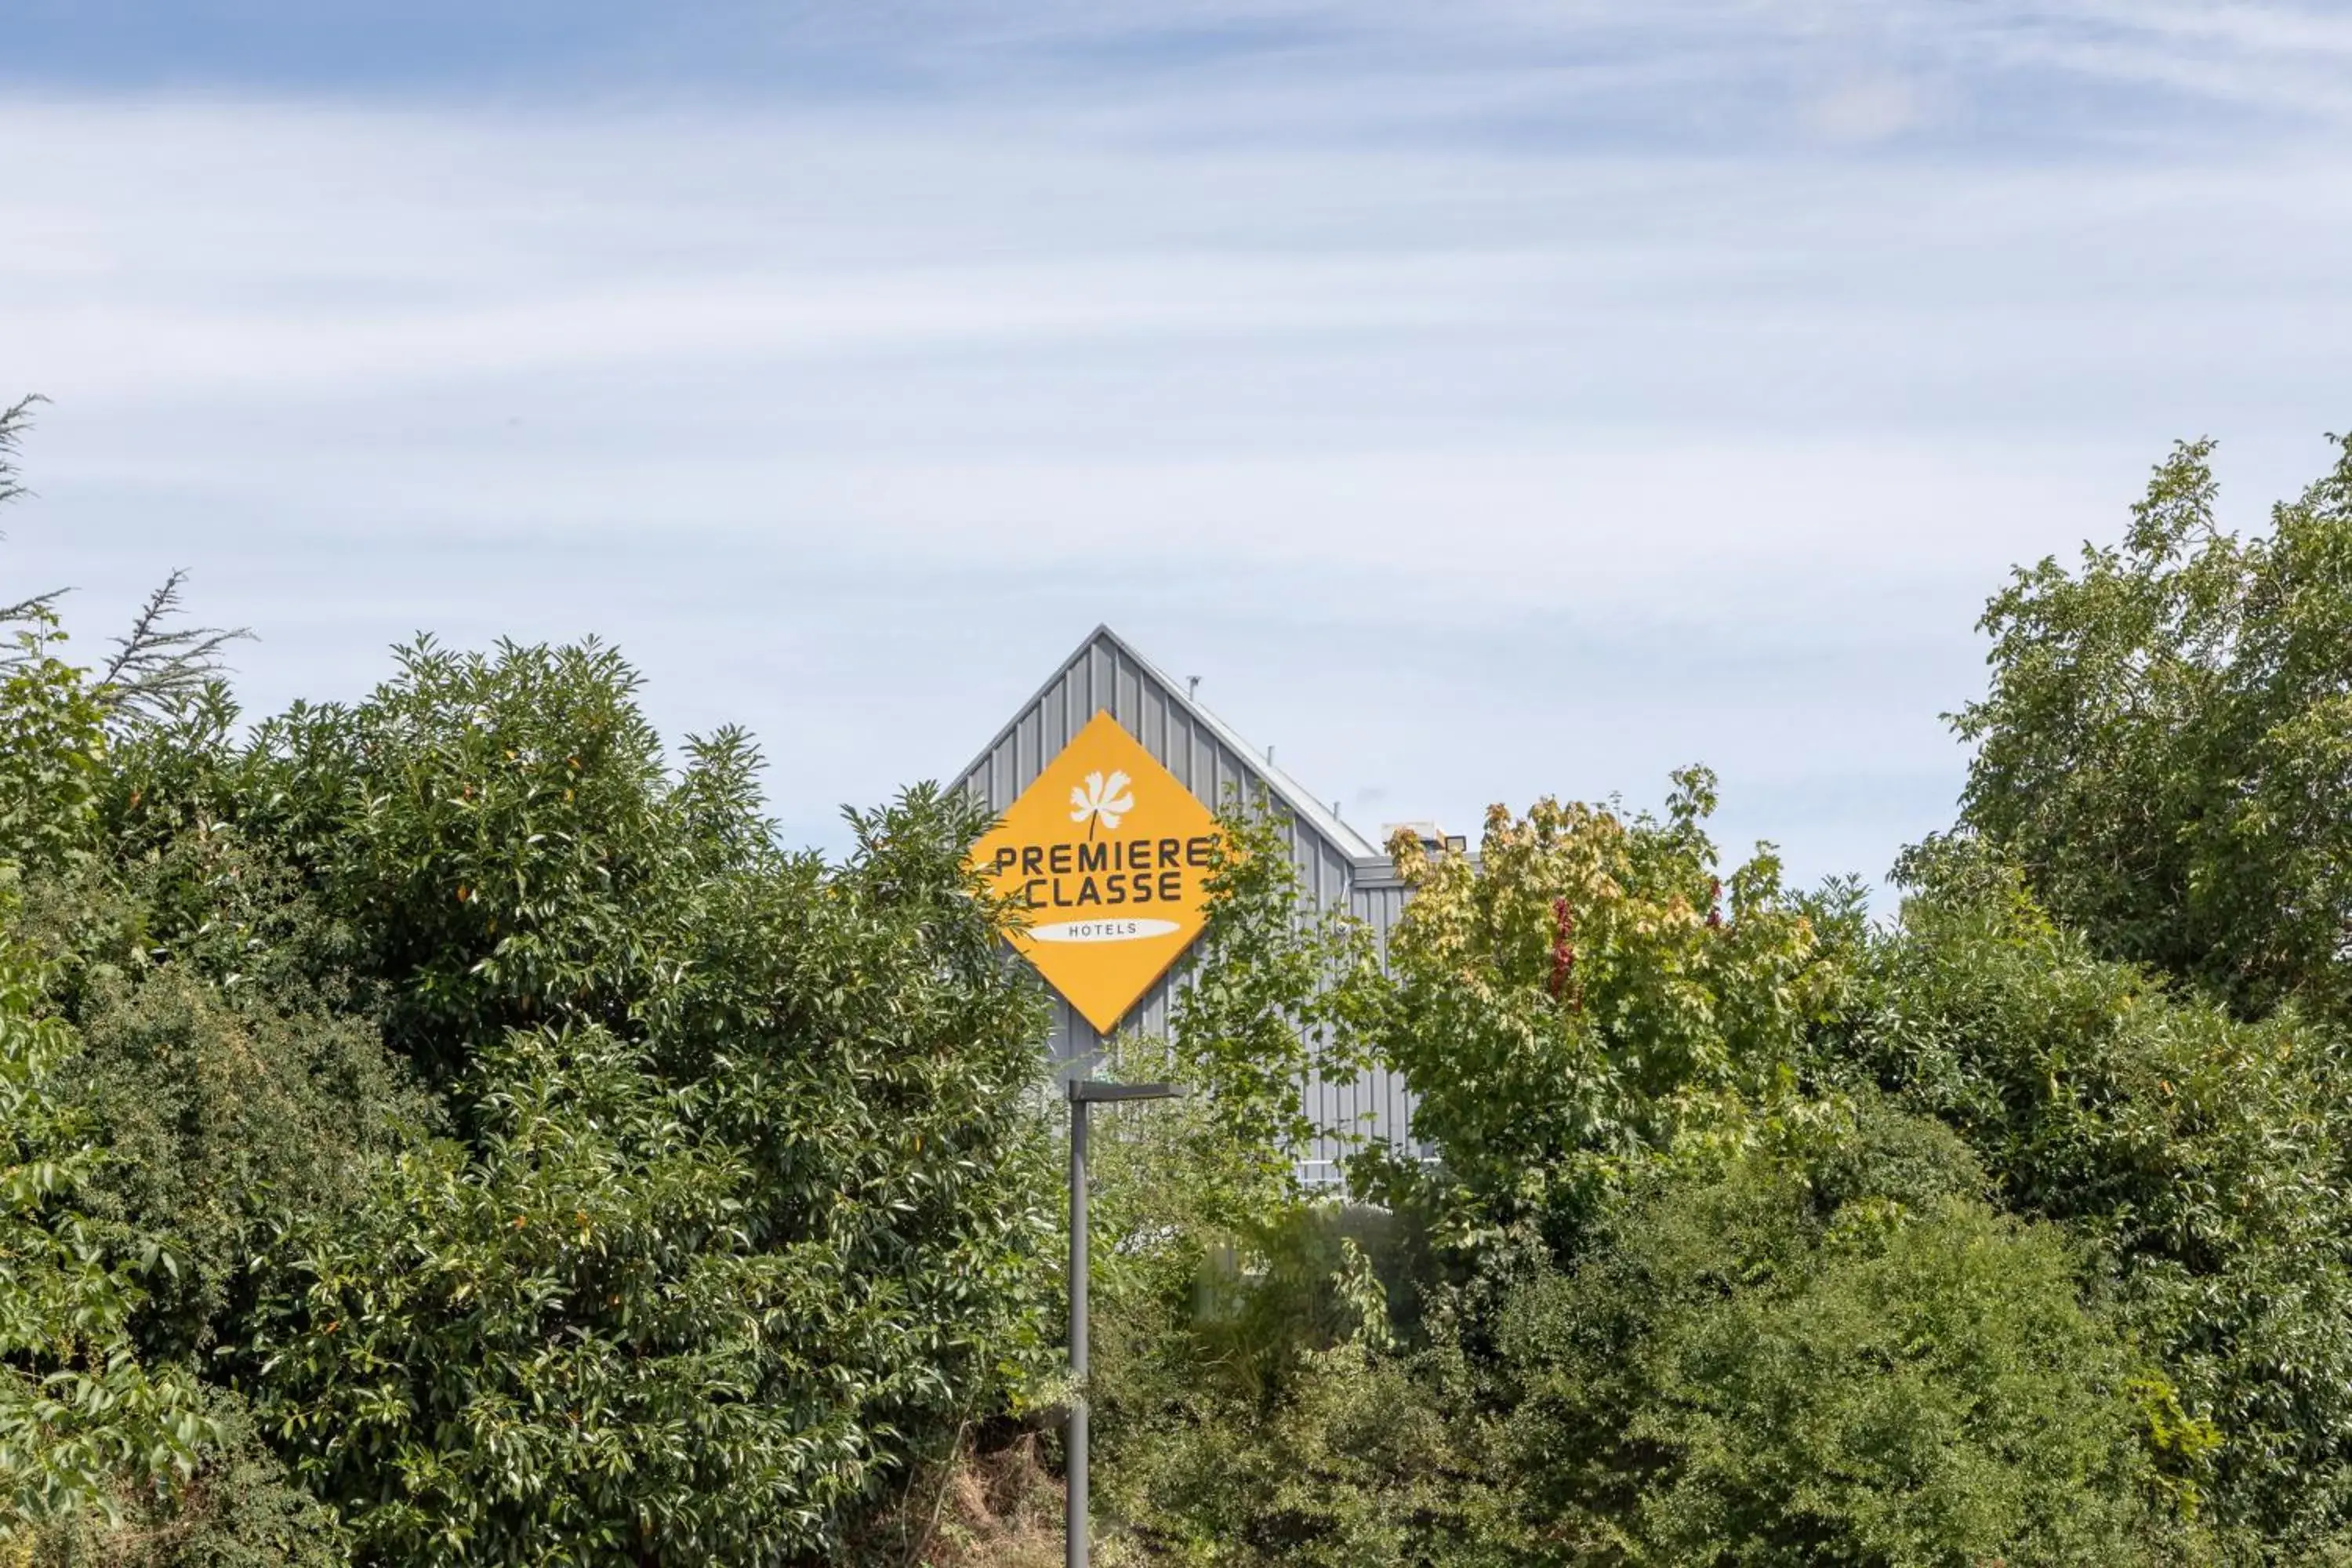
1102;1338;1518;1568
0;926;212;1531
1360;772;1852;1245
5;608;1062;1560
2;614;214;1535
1490;1116;2200;1566
251;1025;892;1563
10;1389;350;1568
1958;434;2352;1025
1091;1092;2205;1567
61;967;429;1367
1082;1075;1517;1568
1857;840;2352;1545
194;645;1056;1562
1163;800;1382;1201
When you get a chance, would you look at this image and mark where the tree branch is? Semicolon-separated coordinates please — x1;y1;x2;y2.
96;569;253;720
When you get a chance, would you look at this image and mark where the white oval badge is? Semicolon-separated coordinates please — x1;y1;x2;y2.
1029;917;1182;945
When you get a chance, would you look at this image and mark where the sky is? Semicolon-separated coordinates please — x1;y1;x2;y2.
5;2;2350;891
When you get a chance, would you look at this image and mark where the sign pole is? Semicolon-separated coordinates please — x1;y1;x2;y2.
1065;1078;1184;1568
1067;1084;1091;1568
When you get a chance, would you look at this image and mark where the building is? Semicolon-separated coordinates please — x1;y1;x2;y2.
954;624;1424;1182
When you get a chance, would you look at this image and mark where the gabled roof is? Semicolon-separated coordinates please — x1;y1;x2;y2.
958;623;1383;866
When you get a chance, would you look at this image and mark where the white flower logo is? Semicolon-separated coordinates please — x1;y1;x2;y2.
1069;769;1135;839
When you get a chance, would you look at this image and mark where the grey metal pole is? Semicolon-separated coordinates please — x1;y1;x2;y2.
1062;1078;1178;1568
1067;1090;1090;1568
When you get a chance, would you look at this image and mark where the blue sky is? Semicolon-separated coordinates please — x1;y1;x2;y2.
6;2;2350;891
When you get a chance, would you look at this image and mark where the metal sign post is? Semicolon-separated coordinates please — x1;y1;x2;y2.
1065;1078;1184;1568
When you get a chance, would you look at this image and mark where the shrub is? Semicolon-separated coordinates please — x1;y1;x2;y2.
1361;773;1851;1246
1857;841;2352;1544
1492;1118;2199;1566
9;628;1063;1563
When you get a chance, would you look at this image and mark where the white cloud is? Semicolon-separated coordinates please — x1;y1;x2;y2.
2;3;2348;888
1798;74;1938;143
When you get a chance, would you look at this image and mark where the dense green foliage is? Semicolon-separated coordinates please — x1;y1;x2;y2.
1957;433;2352;1025
1086;798;2212;1567
1489;1119;2182;1566
1928;432;2352;1542
1075;437;2352;1565
4;644;1058;1560
11;404;2352;1566
1854;840;2352;1548
1359;771;1848;1244
2;622;216;1534
2;402;1060;1563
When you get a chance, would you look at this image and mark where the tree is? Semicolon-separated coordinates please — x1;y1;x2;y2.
0;618;214;1536
1359;771;1855;1247
5;619;1062;1560
2;396;247;711
1957;433;2352;1025
0;924;215;1533
114;642;1060;1563
1148;800;1382;1216
1851;840;2352;1548
5;402;1069;1561
0;395;53;632
1491;1120;2199;1566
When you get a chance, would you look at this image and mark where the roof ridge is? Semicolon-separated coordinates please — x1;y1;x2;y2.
957;624;1383;863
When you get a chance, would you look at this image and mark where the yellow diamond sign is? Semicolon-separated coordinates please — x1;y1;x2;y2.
973;710;1222;1033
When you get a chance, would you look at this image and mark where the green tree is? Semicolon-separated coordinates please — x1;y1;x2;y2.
3;581;1063;1559
1853;840;2352;1547
1151;799;1381;1219
1957;433;2352;1025
0;923;213;1532
0;394;56;635
104;642;1060;1563
1491;1110;2202;1566
1360;771;1853;1244
1077;801;1509;1566
0;395;35;514
0;622;213;1535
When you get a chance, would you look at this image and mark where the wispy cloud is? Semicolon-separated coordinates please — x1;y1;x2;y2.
3;2;2348;887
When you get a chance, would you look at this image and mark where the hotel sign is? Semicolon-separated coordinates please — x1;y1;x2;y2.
973;710;1221;1033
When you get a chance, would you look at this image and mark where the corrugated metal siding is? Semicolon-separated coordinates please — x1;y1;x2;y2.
1352;881;1410;961
956;628;1418;1176
1294;880;1421;1181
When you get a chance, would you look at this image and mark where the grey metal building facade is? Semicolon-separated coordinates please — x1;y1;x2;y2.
954;625;1418;1182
